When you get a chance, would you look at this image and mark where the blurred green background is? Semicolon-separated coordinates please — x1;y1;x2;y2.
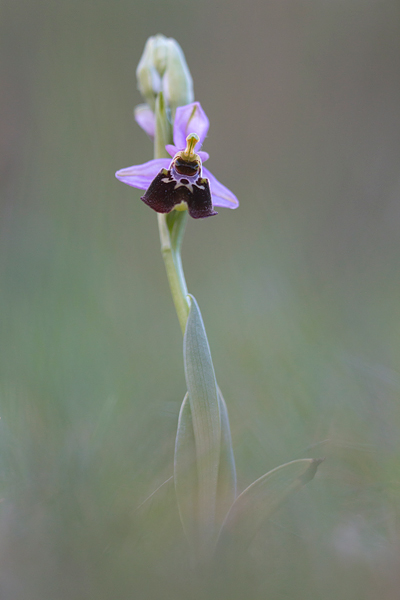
1;0;400;598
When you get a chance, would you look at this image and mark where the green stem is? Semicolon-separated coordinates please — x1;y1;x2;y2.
154;92;190;334
157;212;189;334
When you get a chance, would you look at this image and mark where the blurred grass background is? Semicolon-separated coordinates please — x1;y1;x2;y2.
1;0;400;598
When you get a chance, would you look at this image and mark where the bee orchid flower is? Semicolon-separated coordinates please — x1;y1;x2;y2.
115;102;239;219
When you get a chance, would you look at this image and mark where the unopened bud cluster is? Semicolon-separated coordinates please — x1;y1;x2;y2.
136;34;194;118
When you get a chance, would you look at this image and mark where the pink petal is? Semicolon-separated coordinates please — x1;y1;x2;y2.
134;104;156;138
198;151;209;163
165;144;178;157
173;102;210;150
115;158;170;190
202;166;239;209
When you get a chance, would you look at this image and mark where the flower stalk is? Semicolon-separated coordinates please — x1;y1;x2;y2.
154;92;190;333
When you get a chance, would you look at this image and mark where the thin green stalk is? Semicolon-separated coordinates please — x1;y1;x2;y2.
157;212;189;333
154;92;190;334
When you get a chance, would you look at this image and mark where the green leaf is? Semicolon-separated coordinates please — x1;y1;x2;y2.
183;295;221;551
174;389;237;554
174;393;198;549
216;388;237;528
218;458;322;550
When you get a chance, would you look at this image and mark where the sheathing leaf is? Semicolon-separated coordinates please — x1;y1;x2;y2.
215;389;236;528
174;390;237;552
183;295;221;550
174;393;198;547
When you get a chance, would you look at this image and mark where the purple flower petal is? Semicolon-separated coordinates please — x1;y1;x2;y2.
202;166;239;209
134;104;156;139
118;100;239;215
165;144;177;157
198;151;209;163
115;158;170;190
173;102;209;150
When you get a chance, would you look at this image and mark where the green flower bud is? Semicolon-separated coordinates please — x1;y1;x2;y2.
136;36;162;112
136;35;194;116
162;38;194;118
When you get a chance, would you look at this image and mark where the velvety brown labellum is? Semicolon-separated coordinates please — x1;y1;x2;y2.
141;169;217;219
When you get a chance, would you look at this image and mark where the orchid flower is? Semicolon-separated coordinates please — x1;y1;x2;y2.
115;36;322;565
115;102;239;219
